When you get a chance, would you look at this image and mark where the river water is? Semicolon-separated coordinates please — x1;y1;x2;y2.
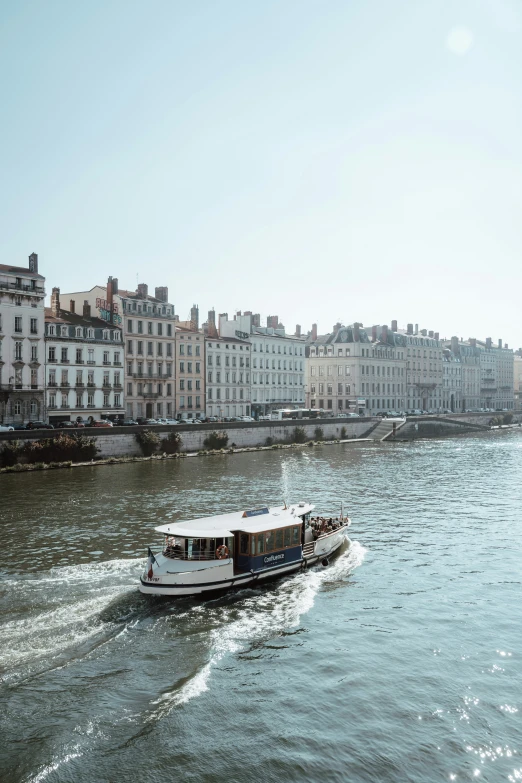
0;431;521;783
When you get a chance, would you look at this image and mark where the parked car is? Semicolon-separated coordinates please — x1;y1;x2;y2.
91;419;113;428
206;416;218;423
346;413;360;418
0;424;14;432
11;423;28;430
115;418;139;426
25;421;54;430
136;417;157;426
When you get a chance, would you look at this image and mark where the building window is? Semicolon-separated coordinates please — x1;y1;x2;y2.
127;340;133;354
31;344;38;361
114;394;121;407
30;318;38;334
61;347;68;362
15;341;23;360
15;316;22;333
179;379;185;390
103;393;110;406
179;344;185;356
147;342;153;355
76;348;83;363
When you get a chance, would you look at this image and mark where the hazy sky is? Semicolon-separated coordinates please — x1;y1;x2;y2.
1;0;521;346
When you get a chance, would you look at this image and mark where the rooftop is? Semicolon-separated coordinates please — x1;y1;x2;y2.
0;263;45;280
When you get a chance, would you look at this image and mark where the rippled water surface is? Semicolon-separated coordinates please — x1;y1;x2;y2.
1;431;521;783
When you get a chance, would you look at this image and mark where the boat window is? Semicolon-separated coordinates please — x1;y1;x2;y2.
292;526;300;545
275;529;283;549
265;530;275;551
251;535;256;556
240;533;249;554
256;535;265;555
284;528;292;547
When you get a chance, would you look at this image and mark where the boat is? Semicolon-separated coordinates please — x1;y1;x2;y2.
139;502;351;596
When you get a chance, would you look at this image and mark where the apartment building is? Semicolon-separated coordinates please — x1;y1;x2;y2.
394;324;444;411
306;323;407;414
0;253;46;425
218;312;305;416
45;289;124;423
175;324;205;419
64;278;176;419
205;337;251;421
442;348;462;412
514;352;522;409
476;337;514;410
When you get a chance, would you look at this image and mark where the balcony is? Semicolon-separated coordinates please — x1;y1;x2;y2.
103;383;112;389
140;391;160;398
61;359;70;364
87;382;96;388
114;382;122;389
48;381;57;387
76;359;85;364
103;361;111;366
75;382;85;388
87;360;96;365
113;361;122;366
48;404;57;410
87;404;95;408
59;382;70;388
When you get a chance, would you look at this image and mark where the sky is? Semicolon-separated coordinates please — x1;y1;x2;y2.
1;0;521;347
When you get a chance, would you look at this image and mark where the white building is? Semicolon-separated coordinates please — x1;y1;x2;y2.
0;253;46;425
442;348;462;412
64;278;177;419
218;312;305;416
205;333;251;418
45;289;124;423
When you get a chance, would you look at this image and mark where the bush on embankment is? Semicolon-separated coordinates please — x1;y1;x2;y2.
135;429;161;456
0;433;98;467
161;431;183;454
203;431;229;450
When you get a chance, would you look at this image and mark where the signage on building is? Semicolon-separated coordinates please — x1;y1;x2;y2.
96;298;119;313
235;330;249;340
357;398;366;406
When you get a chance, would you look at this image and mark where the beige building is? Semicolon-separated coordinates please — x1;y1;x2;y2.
514;353;522;409
442;348;462;412
396;324;444;412
306;323;407;414
175;322;205;420
64;279;176;419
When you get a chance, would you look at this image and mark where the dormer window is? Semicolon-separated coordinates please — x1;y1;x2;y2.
76;327;82;338
103;330;109;340
48;325;55;336
87;328;94;339
61;326;68;337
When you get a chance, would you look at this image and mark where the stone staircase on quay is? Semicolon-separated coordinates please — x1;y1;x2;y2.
366;417;407;441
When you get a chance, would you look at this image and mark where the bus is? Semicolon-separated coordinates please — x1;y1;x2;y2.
270;409;326;421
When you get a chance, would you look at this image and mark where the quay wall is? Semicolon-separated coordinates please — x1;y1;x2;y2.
1;413;521;460
0;418;373;458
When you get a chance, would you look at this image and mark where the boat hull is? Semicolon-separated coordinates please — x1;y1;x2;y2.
139;528;350;597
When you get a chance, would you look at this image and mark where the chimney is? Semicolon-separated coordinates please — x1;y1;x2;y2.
51;287;60;318
470;338;477;348
428;330;433;338
486;337;492;349
415;324;419;335
498;339;503;349
83;300;91;318
190;304;199;331
107;276;114;324
252;313;261;327
354;323;360;342
112;278;118;295
28;252;38;274
244;310;252;316
451;336;459;353
295;324;301;337
70;299;75;313
155;286;168;303
334;322;341;332
137;283;148;299
391;319;397;332
311;323;318;341
407;323;413;335
381;324;389;343
505;343;509;349
370;325;376;342
267;315;279;329
207;309;218;338
421;328;427;337
434;332;439;341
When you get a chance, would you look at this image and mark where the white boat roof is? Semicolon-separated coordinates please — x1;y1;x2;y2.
155;503;314;539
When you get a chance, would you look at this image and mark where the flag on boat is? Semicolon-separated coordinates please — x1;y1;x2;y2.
147;547;158;579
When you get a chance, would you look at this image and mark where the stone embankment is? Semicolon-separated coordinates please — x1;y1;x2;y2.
0;413;520;470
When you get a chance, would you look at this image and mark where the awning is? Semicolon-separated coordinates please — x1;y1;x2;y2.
155;524;233;538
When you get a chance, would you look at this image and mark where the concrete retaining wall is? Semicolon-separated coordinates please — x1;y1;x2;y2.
0;418;373;458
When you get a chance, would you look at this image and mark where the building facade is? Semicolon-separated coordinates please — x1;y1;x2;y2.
0;253;46;425
306;323;407;414
45;289;124;423
64;279;177;419
218;312;305;416
205;333;251;418
442;348;462;412
396;324;443;412
175;326;205;419
514;352;522;410
477;338;514;410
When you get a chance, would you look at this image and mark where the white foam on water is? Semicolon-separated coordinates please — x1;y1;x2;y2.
148;540;366;721
0;558;144;679
28;747;83;783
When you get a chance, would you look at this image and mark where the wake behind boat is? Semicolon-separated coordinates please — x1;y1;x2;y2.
139;503;351;596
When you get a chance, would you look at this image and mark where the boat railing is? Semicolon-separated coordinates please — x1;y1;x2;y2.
162;548;220;561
